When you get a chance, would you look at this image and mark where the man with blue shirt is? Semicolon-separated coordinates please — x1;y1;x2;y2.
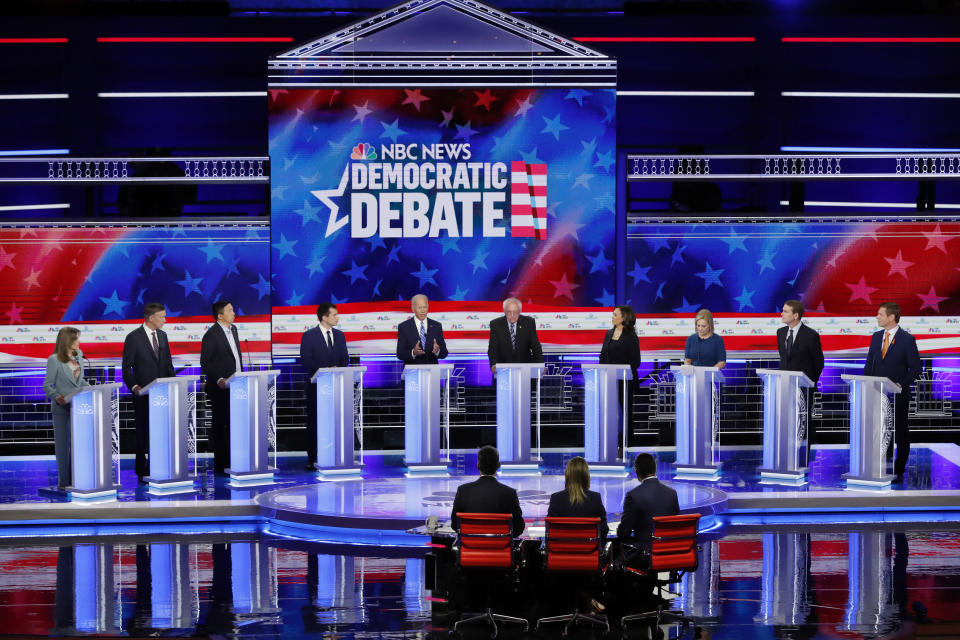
863;302;921;484
301;303;350;470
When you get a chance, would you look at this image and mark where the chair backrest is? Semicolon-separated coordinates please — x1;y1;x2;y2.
543;517;602;573
455;512;515;569
648;513;700;572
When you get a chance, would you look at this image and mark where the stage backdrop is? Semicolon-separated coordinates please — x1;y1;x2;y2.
269;87;617;354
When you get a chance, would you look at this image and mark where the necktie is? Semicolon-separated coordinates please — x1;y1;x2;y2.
882;331;890;358
510;322;517;351
326;330;333;350
419;321;427;351
151;331;160;359
785;329;793;354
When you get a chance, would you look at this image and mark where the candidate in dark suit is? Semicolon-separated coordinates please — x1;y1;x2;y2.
121;302;176;481
396;294;448;365
547;456;609;542
599;306;642;445
863;302;922;481
778;300;825;456
487;297;543;373
450;445;525;537
200;300;244;474
301;302;350;469
617;453;679;544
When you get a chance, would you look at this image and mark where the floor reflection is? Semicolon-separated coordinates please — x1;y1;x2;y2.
0;525;957;639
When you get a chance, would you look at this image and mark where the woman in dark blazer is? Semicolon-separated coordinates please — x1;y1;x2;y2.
547;456;609;541
598;305;642;445
43;327;91;489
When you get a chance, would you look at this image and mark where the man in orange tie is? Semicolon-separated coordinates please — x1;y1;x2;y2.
862;302;921;484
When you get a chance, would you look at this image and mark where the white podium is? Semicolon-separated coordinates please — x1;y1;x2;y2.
140;375;199;494
65;383;122;500
581;364;632;473
756;369;814;484
404;364;453;474
671;365;724;477
150;543;197;630
841;374;900;488
311;366;366;478
226;370;280;485
495;362;544;473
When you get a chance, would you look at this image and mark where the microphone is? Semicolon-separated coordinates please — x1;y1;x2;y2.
244;339;253;372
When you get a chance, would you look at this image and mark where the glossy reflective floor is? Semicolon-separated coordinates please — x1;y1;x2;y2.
1;525;958;639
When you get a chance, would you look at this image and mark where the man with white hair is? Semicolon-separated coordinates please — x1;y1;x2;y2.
396;294;448;365
487;297;543;373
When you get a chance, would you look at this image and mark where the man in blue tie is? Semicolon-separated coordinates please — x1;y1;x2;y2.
396;294;448;365
487;297;543;375
301;303;350;470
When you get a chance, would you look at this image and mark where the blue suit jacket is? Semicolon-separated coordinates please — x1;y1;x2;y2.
300;326;349;377
863;327;921;391
396;317;448;365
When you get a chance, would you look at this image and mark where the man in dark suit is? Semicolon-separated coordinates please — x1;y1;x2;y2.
778;299;825;458
487;297;543;374
121;302;176;482
396;294;448;365
200;300;243;474
450;445;524;537
863;302;922;483
617;452;679;544
300;302;350;470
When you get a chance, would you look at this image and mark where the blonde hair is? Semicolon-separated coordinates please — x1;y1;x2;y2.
695;308;714;334
564;456;591;506
54;327;80;363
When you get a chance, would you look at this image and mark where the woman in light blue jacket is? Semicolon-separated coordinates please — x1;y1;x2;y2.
43;327;90;488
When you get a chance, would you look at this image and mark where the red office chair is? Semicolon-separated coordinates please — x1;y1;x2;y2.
536;516;610;636
620;513;701;638
453;512;529;635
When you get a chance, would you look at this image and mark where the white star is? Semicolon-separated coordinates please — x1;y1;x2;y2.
311;165;350;238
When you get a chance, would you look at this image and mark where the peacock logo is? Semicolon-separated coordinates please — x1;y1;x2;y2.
350;142;377;160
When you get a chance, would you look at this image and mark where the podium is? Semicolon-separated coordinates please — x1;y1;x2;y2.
311;366;366;478
756;369;815;484
404;364;453;474
140;376;200;494
495;362;544;473
226;370;280;485
671;365;724;477
65;383;122;500
581;364;632;473
841;374;900;488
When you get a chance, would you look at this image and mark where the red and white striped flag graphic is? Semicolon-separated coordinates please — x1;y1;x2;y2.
510;161;547;239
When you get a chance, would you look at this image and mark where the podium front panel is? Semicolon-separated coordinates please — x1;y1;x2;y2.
69;384;121;495
314;367;364;470
403;366;450;466
228;371;279;477
147;378;196;484
582;364;630;465
495;364;543;464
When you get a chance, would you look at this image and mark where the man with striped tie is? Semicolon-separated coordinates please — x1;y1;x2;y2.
487;297;543;375
396;294;448;365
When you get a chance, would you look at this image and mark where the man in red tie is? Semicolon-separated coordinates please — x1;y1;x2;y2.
862;302;922;483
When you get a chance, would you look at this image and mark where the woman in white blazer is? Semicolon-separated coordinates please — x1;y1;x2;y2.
43;327;91;488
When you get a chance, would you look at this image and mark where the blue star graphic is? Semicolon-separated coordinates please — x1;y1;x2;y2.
365;235;387;252
450;284;469;301
135;287;146;306
594;150;615;173
787;268;800;286
386;244;402;265
696;261;725;290
372;279;383;297
673;297;700;313
627;261;652;285
734;286;756;311
580;137;597;157
594;288;615;307
519;147;543;164
647;235;671;253
671;244;686;265
271;185;288;200
331;293;348;304
286;290;304;306
541;113;569;141
150;253;166;274
565;89;591;106
454;120;478;141
99;290;129;317
225;255;241;276
198;240;225;263
176;271;203;297
756;250;775;273
342;260;369;284
470;250;490;274
295;199;322;227
306;255;325;277
379;118;407;143
721;229;748;254
273;233;298;260
437;236;461;255
250;273;270;300
587;248;613;273
603;103;615;124
410;261;439;288
655;282;665;300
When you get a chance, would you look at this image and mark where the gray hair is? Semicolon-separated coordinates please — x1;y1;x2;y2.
502;297;522;312
411;294;428;310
